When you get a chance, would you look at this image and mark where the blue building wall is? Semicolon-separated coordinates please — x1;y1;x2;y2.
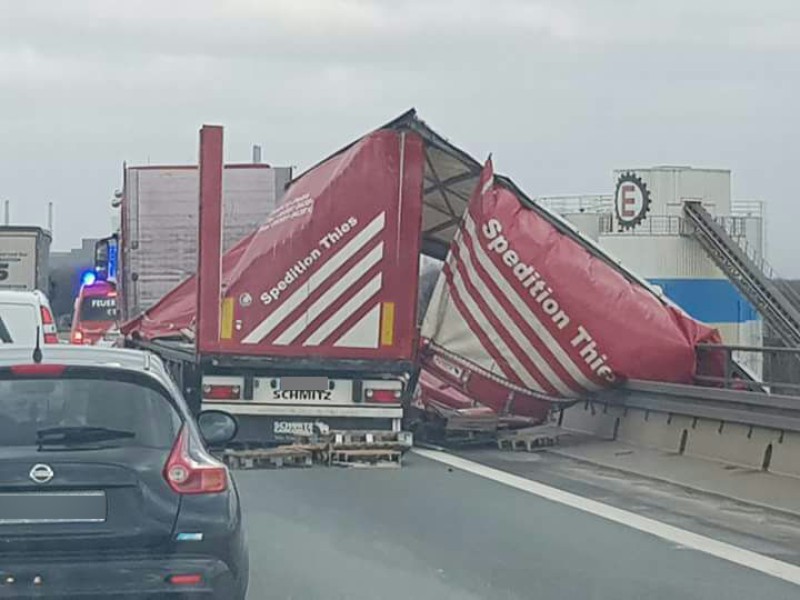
648;278;757;324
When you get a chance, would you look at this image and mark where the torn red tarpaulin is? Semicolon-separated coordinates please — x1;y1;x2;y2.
417;159;723;420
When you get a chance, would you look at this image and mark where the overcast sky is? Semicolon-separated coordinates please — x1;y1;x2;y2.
1;0;798;272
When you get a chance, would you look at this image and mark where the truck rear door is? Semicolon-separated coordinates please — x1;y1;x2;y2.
207;129;426;363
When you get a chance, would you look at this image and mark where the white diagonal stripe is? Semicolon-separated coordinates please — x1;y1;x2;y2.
446;261;546;393
274;243;384;345
334;303;381;348
304;274;383;346
242;212;386;344
462;215;603;391
454;237;574;395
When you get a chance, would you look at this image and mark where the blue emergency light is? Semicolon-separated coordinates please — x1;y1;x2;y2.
81;270;97;286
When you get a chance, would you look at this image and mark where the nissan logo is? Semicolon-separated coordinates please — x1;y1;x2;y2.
29;464;55;484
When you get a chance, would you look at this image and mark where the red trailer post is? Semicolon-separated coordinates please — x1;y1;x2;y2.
196;125;224;354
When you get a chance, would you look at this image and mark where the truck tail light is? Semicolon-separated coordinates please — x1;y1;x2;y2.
202;384;241;400
164;426;228;495
39;307;58;344
364;388;402;403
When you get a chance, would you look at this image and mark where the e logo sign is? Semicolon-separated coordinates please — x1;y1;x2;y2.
614;172;651;231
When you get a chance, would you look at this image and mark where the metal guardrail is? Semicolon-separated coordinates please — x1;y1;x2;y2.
599;379;800;434
695;343;800;396
586;344;800;436
597;215;688;235
731;199;764;219
536;194;613;215
595;213;763;240
537;196;763;220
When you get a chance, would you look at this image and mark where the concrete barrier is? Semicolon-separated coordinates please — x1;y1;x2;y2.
561;400;800;479
560;400;618;439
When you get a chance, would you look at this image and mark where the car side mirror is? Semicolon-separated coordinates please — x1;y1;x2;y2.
197;410;238;446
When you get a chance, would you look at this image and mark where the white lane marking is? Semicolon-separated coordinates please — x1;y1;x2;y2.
242;212;385;344
274;243;384;345
412;448;800;587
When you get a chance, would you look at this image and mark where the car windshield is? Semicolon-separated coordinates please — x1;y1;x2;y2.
0;375;180;449
80;296;117;322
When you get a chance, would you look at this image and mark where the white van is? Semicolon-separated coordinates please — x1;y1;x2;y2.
0;290;59;346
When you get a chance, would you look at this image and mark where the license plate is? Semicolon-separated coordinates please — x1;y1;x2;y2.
274;421;327;435
279;377;329;391
0;491;106;524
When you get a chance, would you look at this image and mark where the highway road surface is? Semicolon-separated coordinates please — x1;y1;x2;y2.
237;451;800;600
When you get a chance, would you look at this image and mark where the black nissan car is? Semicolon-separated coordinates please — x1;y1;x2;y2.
0;345;248;598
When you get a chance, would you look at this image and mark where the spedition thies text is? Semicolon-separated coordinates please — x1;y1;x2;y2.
481;218;616;383
259;217;358;305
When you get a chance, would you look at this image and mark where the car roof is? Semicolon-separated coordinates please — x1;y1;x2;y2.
0;289;48;304
0;344;160;373
79;281;116;297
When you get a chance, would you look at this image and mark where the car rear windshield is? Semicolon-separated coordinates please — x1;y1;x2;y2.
0;373;181;449
80;296;118;322
0;303;37;345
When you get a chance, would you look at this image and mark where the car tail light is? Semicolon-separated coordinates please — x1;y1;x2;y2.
164;426;228;494
11;364;66;377
202;384;241;400
39;306;58;344
364;388;402;403
168;574;202;586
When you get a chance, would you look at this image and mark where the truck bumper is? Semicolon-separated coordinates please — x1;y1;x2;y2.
203;402;403;444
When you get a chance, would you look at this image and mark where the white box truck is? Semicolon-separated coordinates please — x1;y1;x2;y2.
118;164;292;321
0;226;51;292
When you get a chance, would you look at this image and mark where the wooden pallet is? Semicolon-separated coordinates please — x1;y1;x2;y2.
223;447;313;469
331;430;413;447
441;429;498;447
444;414;499;433
496;425;564;452
497;436;558;452
329;448;402;468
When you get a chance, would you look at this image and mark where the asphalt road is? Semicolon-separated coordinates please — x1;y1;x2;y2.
237;452;800;600
456;447;800;566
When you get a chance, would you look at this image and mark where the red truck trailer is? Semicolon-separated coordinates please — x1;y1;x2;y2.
121;110;723;445
123;121;428;444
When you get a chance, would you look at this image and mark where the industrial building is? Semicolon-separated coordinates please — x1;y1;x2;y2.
538;166;765;377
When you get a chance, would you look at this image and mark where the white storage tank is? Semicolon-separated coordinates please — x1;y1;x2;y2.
612;166;731;222
603;166;761;376
539;167;764;378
